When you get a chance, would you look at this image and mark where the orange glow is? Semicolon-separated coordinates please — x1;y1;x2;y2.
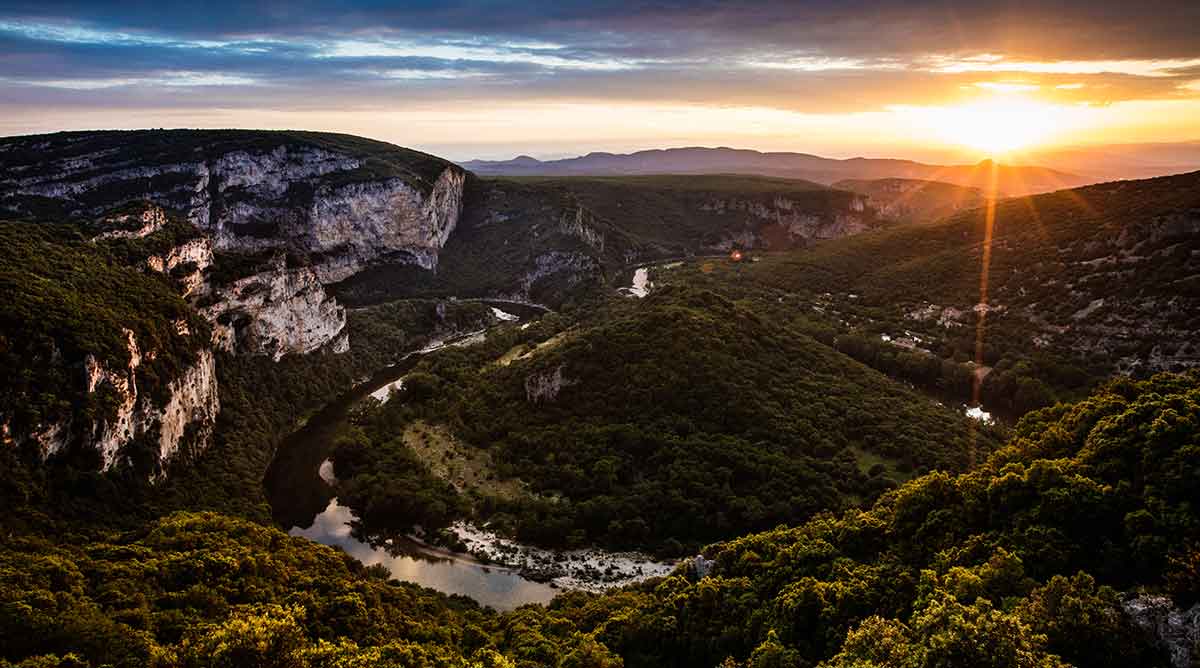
6;96;1196;163
730;249;744;262
898;95;1093;156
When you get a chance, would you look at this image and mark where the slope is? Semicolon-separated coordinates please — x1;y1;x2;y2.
737;170;1200;416
330;284;1001;556
831;177;986;223
550;371;1200;668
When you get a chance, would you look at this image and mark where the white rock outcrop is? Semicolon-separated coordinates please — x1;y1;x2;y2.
30;329;220;480
1123;594;1200;668
525;365;571;404
153;348;219;476
93;206;169;240
10;141;468;357
203;256;346;361
699;195;872;248
146;236;214;298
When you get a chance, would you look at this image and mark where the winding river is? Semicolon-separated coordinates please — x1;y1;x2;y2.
264;302;563;610
264;300;673;610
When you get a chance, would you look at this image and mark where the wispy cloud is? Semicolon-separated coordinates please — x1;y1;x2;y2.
0;1;1197;153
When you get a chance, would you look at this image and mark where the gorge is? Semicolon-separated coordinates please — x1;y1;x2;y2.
1;129;1198;668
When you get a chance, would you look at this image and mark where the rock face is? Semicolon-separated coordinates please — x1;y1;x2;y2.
5;141;465;276
303;167;466;281
1;131;468;357
37;329;219;479
203;257;346;360
146;237;214;298
699;195;872;249
519;252;602;299
832;178;986;223
1123;594;1200;668
525;365;570;404
558;207;606;252
0;130;468;478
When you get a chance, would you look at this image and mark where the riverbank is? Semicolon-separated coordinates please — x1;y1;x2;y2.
448;521;676;592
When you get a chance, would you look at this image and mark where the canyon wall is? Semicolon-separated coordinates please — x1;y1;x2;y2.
0;131;467;477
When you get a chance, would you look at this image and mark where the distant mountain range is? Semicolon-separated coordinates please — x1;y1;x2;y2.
463;142;1200;197
462;147;1090;196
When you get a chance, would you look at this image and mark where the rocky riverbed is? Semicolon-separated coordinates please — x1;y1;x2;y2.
448;521;676;592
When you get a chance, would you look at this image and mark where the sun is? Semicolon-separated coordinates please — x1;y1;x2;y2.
921;97;1064;156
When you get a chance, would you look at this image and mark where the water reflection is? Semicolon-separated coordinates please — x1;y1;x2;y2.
291;498;557;610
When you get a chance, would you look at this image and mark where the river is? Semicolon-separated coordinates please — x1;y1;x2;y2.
293;498;558;609
264;300;672;610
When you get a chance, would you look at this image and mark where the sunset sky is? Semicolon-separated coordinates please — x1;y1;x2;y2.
2;1;1199;161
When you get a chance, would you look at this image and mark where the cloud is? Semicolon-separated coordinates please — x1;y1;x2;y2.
0;0;1198;139
5;1;1198;58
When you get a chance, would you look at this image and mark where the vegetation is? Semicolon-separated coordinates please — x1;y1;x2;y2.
334;284;1002;555
0;218;208;470
2;132;1197;668
831;177;985;223
502;174;871;249
544;371;1198;668
722;171;1200;416
2;372;1194;668
0;512;616;668
0;287;495;533
151;298;496;523
332;174;882;307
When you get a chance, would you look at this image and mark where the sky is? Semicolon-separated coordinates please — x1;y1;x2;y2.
2;1;1200;162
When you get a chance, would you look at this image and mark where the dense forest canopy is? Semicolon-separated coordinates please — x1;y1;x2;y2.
2;372;1195;667
332;284;1000;555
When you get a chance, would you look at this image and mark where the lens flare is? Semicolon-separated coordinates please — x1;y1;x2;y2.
897;95;1085;156
935;98;1060;154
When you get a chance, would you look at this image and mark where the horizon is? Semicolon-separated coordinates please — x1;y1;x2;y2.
3;1;1200;163
4;126;1200;169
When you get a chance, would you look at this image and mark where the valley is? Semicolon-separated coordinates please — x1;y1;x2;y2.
1;129;1198;668
263;298;675;606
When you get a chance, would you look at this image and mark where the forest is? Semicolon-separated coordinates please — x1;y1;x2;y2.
3;371;1194;667
330;283;1001;555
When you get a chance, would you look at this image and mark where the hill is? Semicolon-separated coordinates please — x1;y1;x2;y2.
328;285;1001;555
3;372;1195;668
548;371;1200;668
462;147;1090;196
1;130;1197;668
0;130;903;519
732;170;1200;416
0;130;472;483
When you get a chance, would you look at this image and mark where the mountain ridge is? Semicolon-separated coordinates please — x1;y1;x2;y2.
463;146;1090;196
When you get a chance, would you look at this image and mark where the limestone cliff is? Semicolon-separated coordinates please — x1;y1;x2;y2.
203;255;346;360
2;130;467;357
0;130;468;478
525;365;571;404
29;329;218;480
698;194;873;249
